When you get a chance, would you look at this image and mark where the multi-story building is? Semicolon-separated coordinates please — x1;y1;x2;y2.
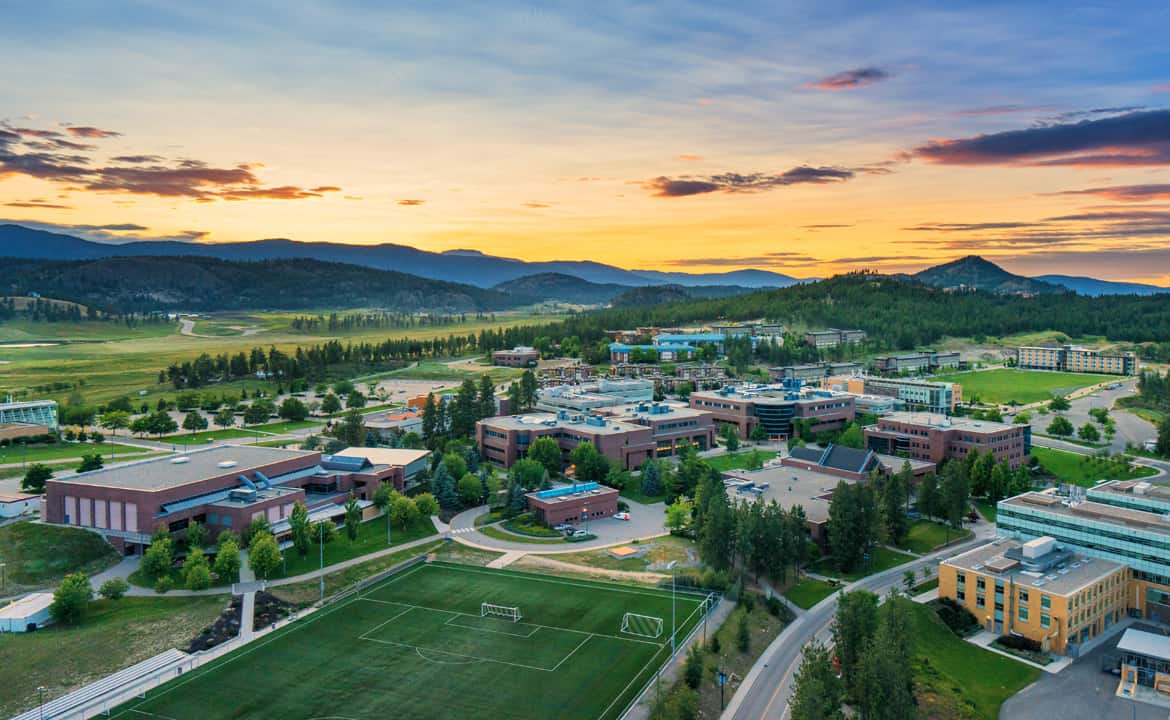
1017;345;1137;376
849;376;961;414
938;536;1129;655
872;351;962;375
42;445;430;553
609;363;728;389
863;411;1031;467
769;362;864;383
476;402;716;470
0;398;59;435
537;379;654;414
609;342;696;363
803;328;867;348
537;364;594;386
364;408;424;440
492;346;540;368
526;482;620;526
689;385;855;440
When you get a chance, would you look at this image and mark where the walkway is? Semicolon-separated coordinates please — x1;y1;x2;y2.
486;551;525;569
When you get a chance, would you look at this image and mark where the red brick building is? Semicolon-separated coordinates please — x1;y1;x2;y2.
526;483;620;526
863;412;1032;468
492;346;539;367
689;386;855;439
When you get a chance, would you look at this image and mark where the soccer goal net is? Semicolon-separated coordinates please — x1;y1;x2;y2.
481;602;523;623
621;612;664;639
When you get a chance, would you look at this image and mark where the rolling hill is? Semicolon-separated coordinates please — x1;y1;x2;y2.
491;273;630;305
1035;274;1169;296
0;256;518;313
912;255;1064;295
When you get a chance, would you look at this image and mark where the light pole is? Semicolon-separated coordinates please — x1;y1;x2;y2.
318;522;324;603
667;560;677;656
37;686;45;720
1;562;6;594
387;501;392;547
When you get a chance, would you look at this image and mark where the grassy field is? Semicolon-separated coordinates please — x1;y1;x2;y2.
0;311;546;407
619;483;667;506
974;499;997;522
783;577;839;609
934;368;1104;405
898;520;974;554
0;452;173;480
111;562;707;720
907;599;1041;720
1032;446;1158;487
478;524;567;545
703;449;778;473
0;521;121;594
0;595;228;718
0;441;150;464
385;360;524;384
807;546;916;582
274;516;438;579
553;536;695;573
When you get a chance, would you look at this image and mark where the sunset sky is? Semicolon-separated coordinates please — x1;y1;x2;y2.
3;1;1170;282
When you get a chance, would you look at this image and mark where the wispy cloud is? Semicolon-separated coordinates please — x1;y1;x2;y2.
805;67;892;91
676;154;703;161
664;251;820;267
801;223;853;229
643;166;857;197
396;199;425;206
913;109;1170;167
0;219;210;244
952;105;1058;117
1048;184;1170;202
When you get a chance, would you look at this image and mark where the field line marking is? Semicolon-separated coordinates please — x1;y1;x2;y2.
358;604;417;640
360;636;558;672
129;710;180;720
551;633;593;671
424;561;710;603
443;613;541;638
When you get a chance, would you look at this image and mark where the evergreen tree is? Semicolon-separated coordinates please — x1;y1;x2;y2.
640;458;664;497
941;460;970;530
477;374;497;420
789;642;842;720
421;393;440;448
519;370;538;411
450;379;479;438
699;486;736;571
880;464;910;545
433;463;460;511
831;590;879;699
857;596;916;720
917;472;939;520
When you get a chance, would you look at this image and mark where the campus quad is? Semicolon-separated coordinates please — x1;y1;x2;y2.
110;562;709;720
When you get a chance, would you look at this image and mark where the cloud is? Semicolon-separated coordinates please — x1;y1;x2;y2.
913;109;1170;167
644;166;856;197
64;126;121;139
4;201;71;209
902;222;1047;232
676;154;703;161
1048;184;1170;202
806;67;892;91
801;224;853;229
953;105;1058;117
0;121;341;202
1042;107;1146;124
522;202;551;208
397;199;425;206
1155;84;1170;93
0;219;208;244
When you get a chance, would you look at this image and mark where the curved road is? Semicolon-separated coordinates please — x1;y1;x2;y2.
447;501;671;553
726;523;996;720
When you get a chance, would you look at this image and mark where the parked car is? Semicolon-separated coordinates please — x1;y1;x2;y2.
572;530;589;538
614;512;630;521
553;523;573;531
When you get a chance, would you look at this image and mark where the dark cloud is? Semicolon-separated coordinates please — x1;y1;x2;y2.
4;201;72;209
902;222;1047;232
644;166;856;197
397;199;425;206
1048;184;1170;202
1043;106;1146;124
806;67;892;91
665;251;820;267
953;105;1058;117
0;219;208;244
801;224;853;229
913;109;1170;167
64;126;121;138
0;122;341;202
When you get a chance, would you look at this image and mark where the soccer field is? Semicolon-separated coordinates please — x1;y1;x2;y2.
109;562;710;720
934;368;1104;405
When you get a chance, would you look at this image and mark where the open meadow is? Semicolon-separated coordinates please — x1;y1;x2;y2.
934;368;1105;405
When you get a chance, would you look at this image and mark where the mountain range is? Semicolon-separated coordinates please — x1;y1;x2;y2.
0;224;801;289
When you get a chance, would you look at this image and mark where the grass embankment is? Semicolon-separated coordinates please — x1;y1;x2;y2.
0;521;121;594
807;546;916;582
274;516;438;579
898;520;974;554
692;595;789;719
974;500;997;522
619;483;667;506
784;577;839;609
385;360;523;384
0;441;151;464
907;599;1041;720
1032;446;1157;487
0;452;173;480
0;595;228;718
269;540;448;606
934;368;1103;405
554;536;695;572
703;449;778;473
478;525;566;545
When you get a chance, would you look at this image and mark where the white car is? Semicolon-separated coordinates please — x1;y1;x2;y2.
614;512;631;521
553;523;573;531
572;530;590;538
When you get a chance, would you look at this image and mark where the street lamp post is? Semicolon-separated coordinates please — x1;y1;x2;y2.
387;503;392;547
318;522;325;603
667;560;678;656
37;686;45;720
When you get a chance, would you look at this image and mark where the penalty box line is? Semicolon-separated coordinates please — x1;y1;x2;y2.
361;634;592;673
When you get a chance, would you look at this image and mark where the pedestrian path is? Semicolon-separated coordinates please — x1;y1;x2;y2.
449;526;477;535
486;551;525;569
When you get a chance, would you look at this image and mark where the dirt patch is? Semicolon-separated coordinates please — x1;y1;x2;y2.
253;591;295;629
514;554;667;585
186;596;242;652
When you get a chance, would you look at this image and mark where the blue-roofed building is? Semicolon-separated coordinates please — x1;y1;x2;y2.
526;481;620;526
609;342;696;363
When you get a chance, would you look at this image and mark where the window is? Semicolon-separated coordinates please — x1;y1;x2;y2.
957;590;965;601
1018;589;1029;603
1041;595;1051;610
1018;606;1029;622
976;595;985;609
956;572;966;585
1040;614;1050;629
976;577;986;590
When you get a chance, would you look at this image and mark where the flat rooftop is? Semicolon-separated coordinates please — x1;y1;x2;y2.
1002;492;1170;537
871;411;1018;435
333;447;430;467
722;464;851;524
481;412;644;436
1092;479;1170;504
49;445;318;492
943;538;1123;595
1118;629;1170;662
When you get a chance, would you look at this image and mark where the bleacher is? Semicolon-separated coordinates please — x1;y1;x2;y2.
11;648;190;720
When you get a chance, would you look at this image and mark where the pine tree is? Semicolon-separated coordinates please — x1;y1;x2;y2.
432;463;460;511
789;642;842;720
477;374;496;420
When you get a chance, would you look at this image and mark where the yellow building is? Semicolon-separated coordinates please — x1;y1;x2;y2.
938;537;1129;655
1017;344;1137;376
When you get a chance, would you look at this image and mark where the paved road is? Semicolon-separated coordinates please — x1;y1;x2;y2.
449;501;670;553
1031;435;1170;477
726;521;997;720
1011;377;1155;453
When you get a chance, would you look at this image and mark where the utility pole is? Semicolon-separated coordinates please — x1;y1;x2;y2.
667;560;678;656
318;522;324;603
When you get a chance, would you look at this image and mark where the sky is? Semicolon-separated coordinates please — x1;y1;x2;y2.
2;1;1170;283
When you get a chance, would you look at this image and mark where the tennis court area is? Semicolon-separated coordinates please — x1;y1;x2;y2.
109;561;711;720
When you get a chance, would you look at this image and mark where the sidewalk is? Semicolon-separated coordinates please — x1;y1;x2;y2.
966;629;1073;674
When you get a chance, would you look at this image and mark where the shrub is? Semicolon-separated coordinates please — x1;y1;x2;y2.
740;592;755;614
154;576;173;594
736;613;751;652
684;644;705;689
50;573;93;625
932;597;980;636
997;634;1042;653
99;577;130;600
709;634;721;654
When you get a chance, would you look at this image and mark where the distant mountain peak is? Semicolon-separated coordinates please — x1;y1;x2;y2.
913;255;1062;295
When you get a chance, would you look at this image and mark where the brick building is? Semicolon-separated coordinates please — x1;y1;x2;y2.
492;346;539;367
863;412;1031;467
526;482;620;526
688;385;855;440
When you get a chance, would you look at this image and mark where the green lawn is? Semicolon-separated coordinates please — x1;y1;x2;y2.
784;577;839;609
703;450;778;473
0;595;228;718
159;427;265;445
0;452;173;480
273;516;439;579
898;520;974;554
906;599;1040;720
974;499;998;522
1032;446;1157;487
934;368;1104;405
250;419;323;434
110;562;706;720
554;536;696;573
0;441;150;464
808;546;916;582
0;521;121;594
619;483;667;506
478;525;567;545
